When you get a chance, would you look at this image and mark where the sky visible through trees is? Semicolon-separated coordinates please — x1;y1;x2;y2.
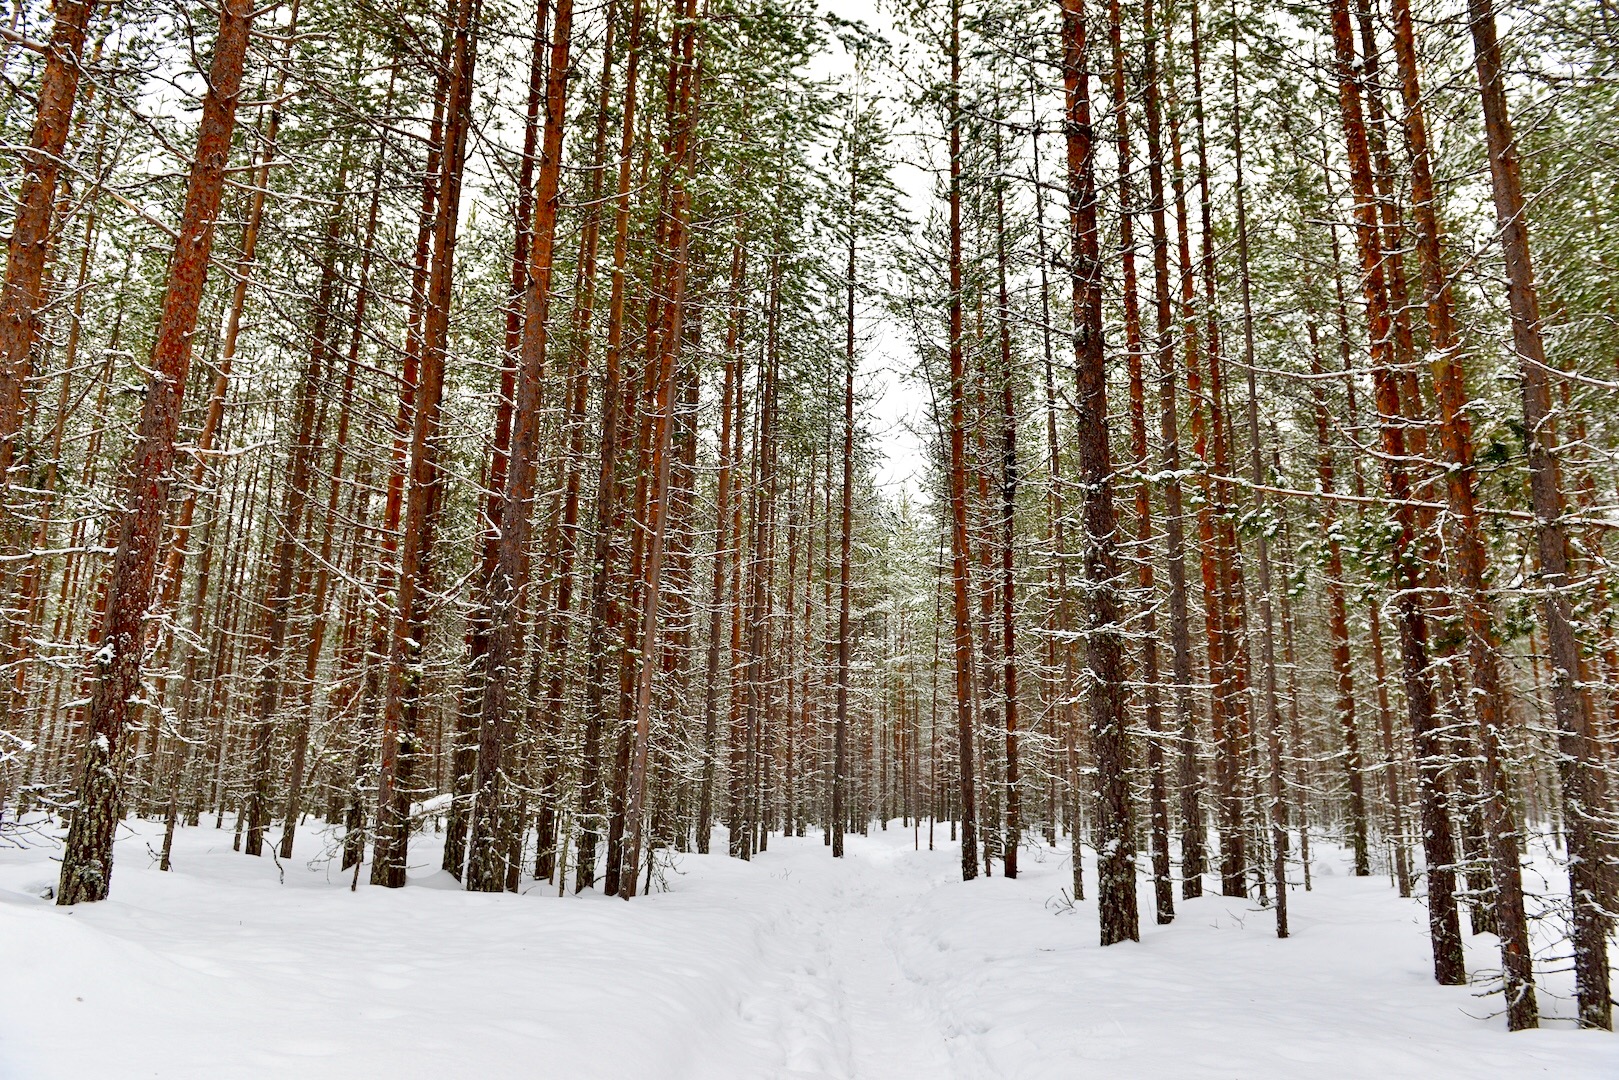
2;0;1619;1068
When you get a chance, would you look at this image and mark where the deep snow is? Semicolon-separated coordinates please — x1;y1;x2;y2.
1;818;1614;1078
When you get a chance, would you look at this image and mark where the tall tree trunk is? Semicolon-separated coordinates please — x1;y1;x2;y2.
1327;0;1466;985
994;103;1020;883
280;114;386;862
1188;0;1250;899
1306;319;1370;878
738;250;782;861
1169;46;1226;903
1319;154;1409;894
1030;83;1078;877
342;25;455;872
1466;0;1610;1029
620;0;702;898
148;0;304;647
575;0;645;894
244;165;345;856
57;0;257;906
1386;0;1536;1025
1142;0;1204;899
532;0;620;882
1109;0;1168;920
945;0;978;882
1229;16;1288;937
1274;480;1311;890
463;0;576;894
445;0;550;877
371;0;479;889
834;122;857;861
797;447;818;841
1062;0;1138;945
697;222;745;855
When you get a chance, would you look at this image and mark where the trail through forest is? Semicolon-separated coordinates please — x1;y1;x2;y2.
2;819;1613;1078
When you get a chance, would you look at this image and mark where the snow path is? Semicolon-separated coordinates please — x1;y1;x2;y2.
714;835;955;1076
3;819;1617;1079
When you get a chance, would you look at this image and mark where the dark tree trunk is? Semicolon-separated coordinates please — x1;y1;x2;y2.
620;0;701;898
371;0;479;889
1109;0;1167;920
834;143;856;861
1142;0;1204;900
1466;0;1610;1029
945;0;978;882
244;171;343;856
697;224;745;855
1061;0;1138;946
1306;322;1369;880
1327;0;1466;985
575;0;645;894
531;0;620;883
1229;22;1288;937
1187;0;1250;900
1386;0;1536;1026
994;111;1020;883
1170;47;1226;904
463;0;576;894
445;0;551;878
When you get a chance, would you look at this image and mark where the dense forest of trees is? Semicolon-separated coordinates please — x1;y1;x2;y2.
1;0;1615;1031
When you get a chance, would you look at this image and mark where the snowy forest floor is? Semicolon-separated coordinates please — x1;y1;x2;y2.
2;819;1616;1079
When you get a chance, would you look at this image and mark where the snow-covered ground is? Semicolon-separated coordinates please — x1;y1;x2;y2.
2;818;1614;1078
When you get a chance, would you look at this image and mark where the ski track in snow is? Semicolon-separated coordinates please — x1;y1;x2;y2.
717;838;955;1077
2;820;1616;1079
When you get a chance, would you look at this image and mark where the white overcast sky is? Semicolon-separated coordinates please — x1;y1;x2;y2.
812;0;939;504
